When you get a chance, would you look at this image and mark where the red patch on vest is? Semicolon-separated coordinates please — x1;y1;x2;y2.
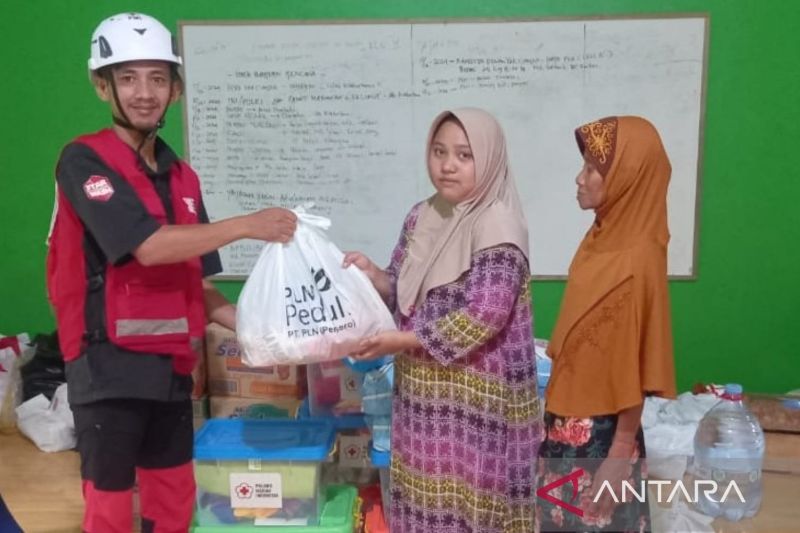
83;175;115;201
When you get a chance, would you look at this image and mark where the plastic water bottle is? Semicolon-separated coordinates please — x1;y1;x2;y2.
692;383;765;521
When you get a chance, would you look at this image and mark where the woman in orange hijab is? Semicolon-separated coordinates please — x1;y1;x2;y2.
536;116;677;532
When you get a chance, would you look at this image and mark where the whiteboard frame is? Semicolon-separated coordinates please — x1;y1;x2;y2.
178;13;709;281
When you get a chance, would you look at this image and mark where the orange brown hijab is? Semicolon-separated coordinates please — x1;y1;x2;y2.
546;116;677;417
396;108;529;316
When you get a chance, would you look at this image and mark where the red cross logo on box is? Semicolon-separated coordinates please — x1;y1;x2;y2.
236;482;254;499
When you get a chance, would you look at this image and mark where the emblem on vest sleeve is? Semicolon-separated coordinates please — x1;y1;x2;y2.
182;197;197;214
83;175;115;201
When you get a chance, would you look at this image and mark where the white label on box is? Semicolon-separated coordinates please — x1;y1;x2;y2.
248;459;261;471
340;370;361;403
229;472;282;509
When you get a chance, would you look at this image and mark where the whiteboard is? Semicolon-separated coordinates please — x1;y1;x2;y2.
180;16;707;278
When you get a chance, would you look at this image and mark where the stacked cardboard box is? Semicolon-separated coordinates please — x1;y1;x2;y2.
191;339;209;431
204;323;305;420
192;396;209;432
745;393;800;433
307;360;373;473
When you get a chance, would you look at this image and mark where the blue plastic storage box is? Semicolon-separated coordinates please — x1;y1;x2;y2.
194;419;335;527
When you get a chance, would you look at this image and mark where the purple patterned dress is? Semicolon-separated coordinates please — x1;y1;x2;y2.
384;204;543;533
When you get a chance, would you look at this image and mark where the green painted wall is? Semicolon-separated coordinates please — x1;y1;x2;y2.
2;1;798;394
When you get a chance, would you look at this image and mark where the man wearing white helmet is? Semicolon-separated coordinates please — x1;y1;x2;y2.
46;12;296;532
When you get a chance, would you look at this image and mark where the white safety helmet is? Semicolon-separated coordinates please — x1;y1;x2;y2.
88;12;182;72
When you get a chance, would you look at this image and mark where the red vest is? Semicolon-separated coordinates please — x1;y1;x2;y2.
46;129;206;374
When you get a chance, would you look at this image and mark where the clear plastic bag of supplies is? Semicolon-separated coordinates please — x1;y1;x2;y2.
236;207;397;366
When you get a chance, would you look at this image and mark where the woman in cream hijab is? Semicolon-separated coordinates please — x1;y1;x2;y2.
346;108;542;533
537;116;676;532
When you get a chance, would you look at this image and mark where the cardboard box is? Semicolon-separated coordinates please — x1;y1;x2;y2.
192;396;209;432
307;360;363;416
337;431;372;469
319;430;378;487
191;341;207;399
209;395;302;420
763;431;800;474
745;393;800;433
205;323;306;399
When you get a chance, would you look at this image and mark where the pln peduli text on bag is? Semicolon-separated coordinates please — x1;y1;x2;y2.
236;207;396;366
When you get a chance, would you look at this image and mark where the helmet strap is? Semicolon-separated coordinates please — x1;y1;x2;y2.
104;69;171;159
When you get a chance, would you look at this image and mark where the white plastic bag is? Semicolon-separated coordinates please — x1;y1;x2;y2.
0;333;31;432
642;392;720;480
16;383;75;452
650;499;714;533
237;208;396;366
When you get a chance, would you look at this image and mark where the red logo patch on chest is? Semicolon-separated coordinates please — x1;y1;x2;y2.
83;175;115;201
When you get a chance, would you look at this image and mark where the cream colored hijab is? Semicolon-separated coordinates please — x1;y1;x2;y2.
396;108;530;316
